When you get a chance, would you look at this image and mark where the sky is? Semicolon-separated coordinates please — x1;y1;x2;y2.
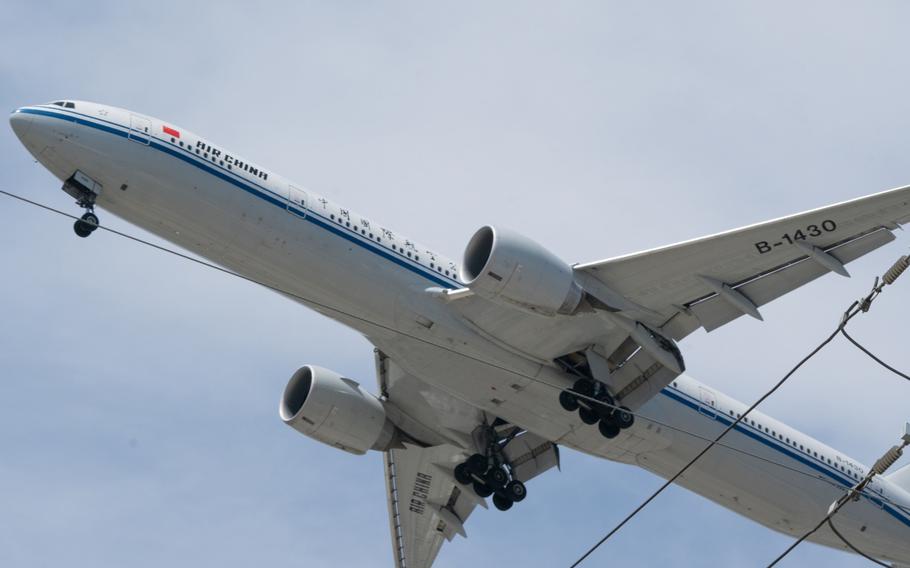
2;1;910;566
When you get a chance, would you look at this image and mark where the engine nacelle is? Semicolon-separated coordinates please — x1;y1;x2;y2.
461;226;582;316
279;365;396;455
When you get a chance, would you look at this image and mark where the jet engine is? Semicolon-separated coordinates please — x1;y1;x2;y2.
461;225;582;316
279;365;396;455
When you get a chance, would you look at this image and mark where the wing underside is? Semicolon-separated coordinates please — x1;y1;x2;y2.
375;351;559;568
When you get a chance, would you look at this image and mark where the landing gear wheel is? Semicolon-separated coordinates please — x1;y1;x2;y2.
598;417;621;439
559;390;579;412
573;379;594;398
73;212;99;238
454;463;472;485
492;493;513;511
616;406;635;430
465;453;486;475
486;467;508;490
579;406;599;425
73;220;92;238
594;391;616;419
505;480;527;502
473;481;493;498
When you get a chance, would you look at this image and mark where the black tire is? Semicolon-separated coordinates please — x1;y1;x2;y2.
590;387;613;418
81;212;99;228
579;406;599;425
505;480;527;502
473;481;493;498
596;388;615;405
465;454;486;475
454;463;472;485
485;467;508;490
598;417;621;439
572;379;594;398
73;220;92;238
616;406;635;429
492;493;513;511
559;390;579;412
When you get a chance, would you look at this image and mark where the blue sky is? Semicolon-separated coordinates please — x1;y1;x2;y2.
2;2;910;566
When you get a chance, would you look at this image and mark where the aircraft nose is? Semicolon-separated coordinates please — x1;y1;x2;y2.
9;108;34;143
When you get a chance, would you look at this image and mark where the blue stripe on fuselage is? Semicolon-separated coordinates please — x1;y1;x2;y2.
18;107;459;290
660;387;910;528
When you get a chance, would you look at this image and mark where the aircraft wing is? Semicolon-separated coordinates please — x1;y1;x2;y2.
375;351;559;568
575;184;910;339
448;185;910;412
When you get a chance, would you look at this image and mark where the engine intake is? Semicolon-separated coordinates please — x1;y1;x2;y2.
279;365;396;455
462;225;582;316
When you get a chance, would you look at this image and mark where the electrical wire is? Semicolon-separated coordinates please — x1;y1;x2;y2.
2;188;909;563
841;328;910;382
766;476;875;566
826;518;890;567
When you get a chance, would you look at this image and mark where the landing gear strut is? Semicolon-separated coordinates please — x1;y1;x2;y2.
62;171;102;238
559;378;635;440
453;425;528;512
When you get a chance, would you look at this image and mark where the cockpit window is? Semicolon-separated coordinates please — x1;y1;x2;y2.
49;101;75;109
52;101;65;106
65;102;75;109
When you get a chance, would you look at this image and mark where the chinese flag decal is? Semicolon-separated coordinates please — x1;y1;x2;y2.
162;125;180;138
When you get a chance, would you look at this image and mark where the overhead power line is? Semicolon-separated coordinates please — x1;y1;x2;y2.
826;518;890;567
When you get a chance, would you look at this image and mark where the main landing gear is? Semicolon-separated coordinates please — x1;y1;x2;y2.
559;378;635;440
453;427;528;512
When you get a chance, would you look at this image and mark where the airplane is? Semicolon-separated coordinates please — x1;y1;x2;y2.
9;100;910;567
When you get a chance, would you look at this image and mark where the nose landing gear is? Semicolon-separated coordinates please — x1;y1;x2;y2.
62;171;102;238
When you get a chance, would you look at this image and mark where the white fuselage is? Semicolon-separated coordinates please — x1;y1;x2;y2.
10;101;910;564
